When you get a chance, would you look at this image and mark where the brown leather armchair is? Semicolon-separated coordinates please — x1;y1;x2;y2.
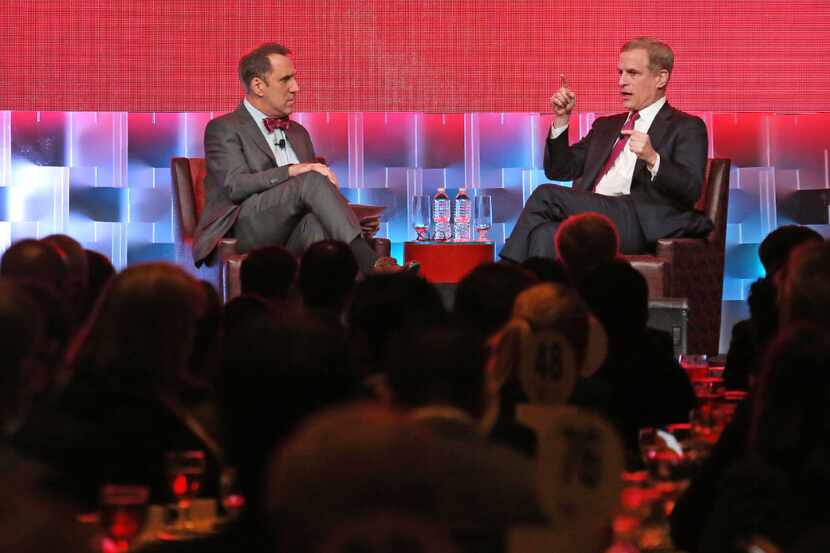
171;157;392;302
626;158;731;355
171;157;245;301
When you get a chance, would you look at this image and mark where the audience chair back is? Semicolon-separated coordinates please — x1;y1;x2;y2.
171;157;245;301
627;158;731;355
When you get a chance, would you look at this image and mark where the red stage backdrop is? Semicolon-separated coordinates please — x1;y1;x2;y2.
2;0;829;113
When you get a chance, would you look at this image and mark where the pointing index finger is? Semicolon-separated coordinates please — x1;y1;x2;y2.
560;74;568;90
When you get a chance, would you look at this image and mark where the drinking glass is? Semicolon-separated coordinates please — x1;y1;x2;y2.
99;484;150;552
219;467;246;523
412;195;431;241
474;194;493;242
165;450;206;530
678;353;709;381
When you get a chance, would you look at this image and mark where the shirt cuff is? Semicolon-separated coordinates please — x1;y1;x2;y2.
648;153;661;179
549;124;568;140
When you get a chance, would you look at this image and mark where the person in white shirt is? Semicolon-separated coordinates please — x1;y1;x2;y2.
500;37;711;263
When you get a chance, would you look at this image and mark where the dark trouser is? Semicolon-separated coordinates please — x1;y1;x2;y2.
233;170;364;257
499;184;647;263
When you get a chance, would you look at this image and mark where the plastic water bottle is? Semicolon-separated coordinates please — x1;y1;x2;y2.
453;187;472;242
432;187;452;241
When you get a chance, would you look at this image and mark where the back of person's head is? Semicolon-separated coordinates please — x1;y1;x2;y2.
385;325;487;419
268;403;542;553
0;238;68;291
240;245;297;300
454;262;538;336
84;249;115;311
0;279;45;430
778;240;830;327
65;262;207;397
13;279;72;399
520;256;571;286
758;225;823;278
580;258;650;343
510;282;607;378
347;273;447;372
42;234;90;325
555;212;620;283
221;307;357;516
750;323;830;486
299;240;358;311
268;404;438;553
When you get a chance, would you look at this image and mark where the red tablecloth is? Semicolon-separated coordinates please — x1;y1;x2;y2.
403;241;494;283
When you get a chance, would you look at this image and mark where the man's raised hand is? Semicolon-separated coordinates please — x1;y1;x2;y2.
550;74;576;127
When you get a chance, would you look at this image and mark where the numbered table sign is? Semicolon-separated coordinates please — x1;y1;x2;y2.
510;406;624;553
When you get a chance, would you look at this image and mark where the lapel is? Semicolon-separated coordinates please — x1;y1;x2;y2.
286;122;312;162
639;101;673;173
647;101;673;151
234;104;277;165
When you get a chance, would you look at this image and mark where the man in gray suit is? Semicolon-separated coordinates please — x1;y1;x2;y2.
193;43;399;273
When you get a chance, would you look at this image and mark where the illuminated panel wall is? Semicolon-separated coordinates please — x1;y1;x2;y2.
1;109;829;352
2;1;830;113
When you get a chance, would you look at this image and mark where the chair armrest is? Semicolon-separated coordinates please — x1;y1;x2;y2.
655;237;723;301
655;238;709;265
217;238;240;263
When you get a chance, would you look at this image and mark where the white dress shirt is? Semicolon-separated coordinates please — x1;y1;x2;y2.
243;98;301;167
550;96;665;196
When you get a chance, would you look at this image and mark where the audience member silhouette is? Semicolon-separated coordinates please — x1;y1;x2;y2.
267;403;544;553
672;237;829;552
0;279;45;436
0;238;68;291
42;234;90;329
554;212;620;283
487;283;608;456
724;225;822;390
777;239;830;327
299;239;359;325
239;244;298;301
579;258;696;463
12;263;220;505
0;279;95;553
347;273;447;377
695;324;830;553
83;248;115;311
138;302;361;553
454;262;538;338
520;256;571;286
384;325;487;427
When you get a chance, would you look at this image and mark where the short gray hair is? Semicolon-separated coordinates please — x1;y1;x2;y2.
621;37;674;74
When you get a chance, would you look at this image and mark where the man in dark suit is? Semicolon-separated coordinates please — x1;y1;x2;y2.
193;43;399;273
500;37;711;263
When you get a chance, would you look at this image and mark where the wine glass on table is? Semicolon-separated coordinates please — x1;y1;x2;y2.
99;484;150;552
474;194;493;242
165;450;206;531
412;195;431;241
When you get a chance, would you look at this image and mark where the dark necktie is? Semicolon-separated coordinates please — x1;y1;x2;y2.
263;117;291;133
593;111;639;189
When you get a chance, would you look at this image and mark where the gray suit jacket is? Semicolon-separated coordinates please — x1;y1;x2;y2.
193;104;315;266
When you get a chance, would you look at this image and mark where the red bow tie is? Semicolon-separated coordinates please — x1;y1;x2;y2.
263;117;291;133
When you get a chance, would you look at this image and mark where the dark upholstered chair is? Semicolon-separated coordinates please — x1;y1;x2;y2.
626;158;731;355
171;157;245;302
171;157;391;302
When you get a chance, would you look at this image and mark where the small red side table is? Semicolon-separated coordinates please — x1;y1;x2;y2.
404;241;495;283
